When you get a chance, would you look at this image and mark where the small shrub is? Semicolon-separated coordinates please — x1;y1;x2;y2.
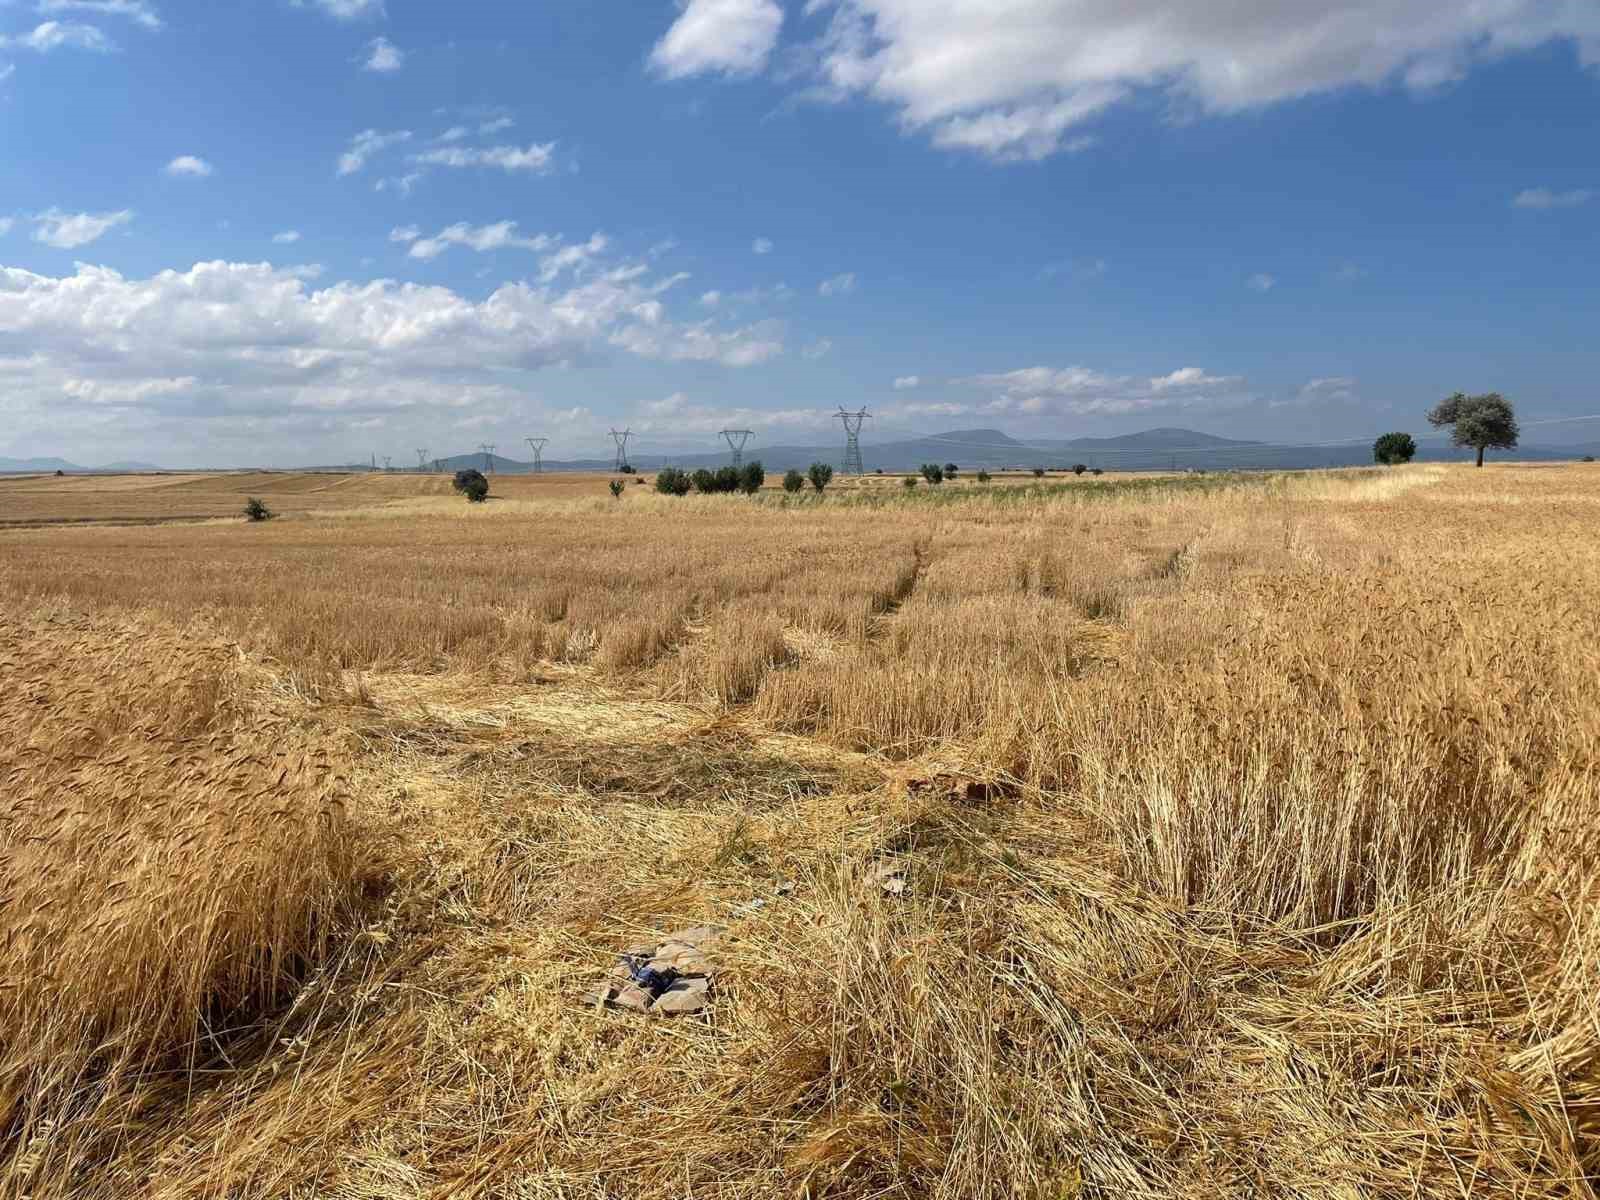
976;470;991;483
618;463;636;474
54;469;65;477
634;476;645;485
608;479;624;499
1091;468;1104;476
243;497;274;522
1032;467;1045;478
1072;463;1087;475
943;462;958;479
740;460;766;495
1585;455;1597;463
693;468;718;494
452;469;489;503
655;467;692;496
808;462;833;493
920;463;944;484
783;468;805;493
902;476;918;489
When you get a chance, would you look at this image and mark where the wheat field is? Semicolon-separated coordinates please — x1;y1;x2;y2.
0;462;1595;1198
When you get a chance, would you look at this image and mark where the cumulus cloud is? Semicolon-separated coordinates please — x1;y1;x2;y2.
362;35;403;72
401;220;557;262
408;142;556;172
1513;187;1594;209
0;219;13;237
479;116;514;135
650;0;783;79
0;65;13;83
374;172;423;195
297;0;384;19
164;155;212;177
0;21;115;52
699;290;721;307
37;0;161;30
435;125;469;143
1247;272;1276;291
1275;375;1359;406
962;363;1251;415
751;237;773;254
30;208;133;249
892;375;919;389
798;2;1600;161
818;272;856;296
272;230;302;244
337;128;412;176
0;255;783;458
802;337;833;359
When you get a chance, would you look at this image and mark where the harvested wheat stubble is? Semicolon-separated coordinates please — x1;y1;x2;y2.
0;611;370;1193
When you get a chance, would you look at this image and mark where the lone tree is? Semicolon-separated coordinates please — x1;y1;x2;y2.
452;468;489;503
608;479;624;499
920;463;944;484
243;497;274;522
807;462;833;494
782;468;805;493
1072;463;1087;475
1427;392;1518;467
740;460;766;495
1373;432;1417;465
943;462;959;479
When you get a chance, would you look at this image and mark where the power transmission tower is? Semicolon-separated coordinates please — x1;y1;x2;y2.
525;437;548;474
836;406;870;475
608;428;632;472
416;449;429;473
381;455;392;473
480;443;496;473
432;459;442;474
720;429;753;467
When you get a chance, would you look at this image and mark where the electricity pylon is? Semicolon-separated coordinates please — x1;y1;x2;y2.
525;437;548;474
381;455;392;472
416;449;429;473
480;443;496;473
608;428;632;472
836;406;870;475
720;429;753;467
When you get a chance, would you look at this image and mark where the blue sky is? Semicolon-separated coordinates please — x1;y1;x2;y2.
2;0;1598;466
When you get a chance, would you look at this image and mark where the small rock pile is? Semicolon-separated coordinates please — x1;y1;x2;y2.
585;925;721;1016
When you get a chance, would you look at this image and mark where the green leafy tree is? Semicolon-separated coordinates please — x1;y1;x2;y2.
902;476;918;489
1032;467;1045;478
739;461;766;495
920;463;944;484
783;468;805;493
655;467;692;496
608;479;624;499
1373;432;1417;465
692;468;717;494
1072;463;1087;475
1427;392;1519;467
807;462;833;493
243;497;274;522
943;462;958;479
976;470;991;483
452;469;489;503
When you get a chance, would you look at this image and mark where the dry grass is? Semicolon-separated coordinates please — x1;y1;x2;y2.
0;462;1596;1198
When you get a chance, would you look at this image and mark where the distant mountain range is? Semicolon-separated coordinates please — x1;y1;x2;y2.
0;456;164;474
371;427;1599;475
8;427;1597;476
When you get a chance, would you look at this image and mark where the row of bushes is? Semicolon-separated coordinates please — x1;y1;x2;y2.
656;463;767;496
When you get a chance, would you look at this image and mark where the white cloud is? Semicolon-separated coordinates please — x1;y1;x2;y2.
1333;262;1366;282
633;392;825;436
0;255;782;456
802;337;833;359
1273;376;1359;407
751;237;773;254
164;155;212;177
0;65;13;83
818;271;855;296
408;142;556;172
297;0;384;19
337;128;411;176
963;363;1250;416
374;172;423;195
699;290;721;307
0;219;12;237
35;0;160;30
0;21;115;52
893;375;919;389
1247;272;1276;292
650;0;784;79
800;2;1600;161
403;220;558;262
479;116;514;135
30;208;133;249
272;230;302;244
1513;187;1594;209
362;35;403;72
435;125;469;143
